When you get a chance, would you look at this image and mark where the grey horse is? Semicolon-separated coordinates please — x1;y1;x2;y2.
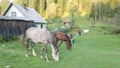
19;27;59;62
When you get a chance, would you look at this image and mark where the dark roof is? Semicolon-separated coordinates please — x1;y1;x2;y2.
0;16;33;21
2;3;47;23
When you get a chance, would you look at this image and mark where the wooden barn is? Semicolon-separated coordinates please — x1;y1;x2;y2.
0;3;47;40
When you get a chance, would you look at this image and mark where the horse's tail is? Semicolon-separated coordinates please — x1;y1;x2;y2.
19;33;26;45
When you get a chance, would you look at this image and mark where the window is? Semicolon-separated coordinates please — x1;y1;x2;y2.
11;12;16;16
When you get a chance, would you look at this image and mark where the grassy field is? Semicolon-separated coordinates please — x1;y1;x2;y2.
0;17;120;68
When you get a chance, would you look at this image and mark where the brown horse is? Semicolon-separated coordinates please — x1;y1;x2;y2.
54;32;72;50
77;29;81;35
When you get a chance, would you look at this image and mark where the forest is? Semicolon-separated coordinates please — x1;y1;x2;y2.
0;0;120;24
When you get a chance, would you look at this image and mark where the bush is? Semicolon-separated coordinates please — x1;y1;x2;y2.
0;35;4;42
9;34;18;41
47;16;62;24
111;29;120;34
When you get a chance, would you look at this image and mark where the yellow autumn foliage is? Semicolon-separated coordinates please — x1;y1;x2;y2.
0;0;120;18
110;0;120;9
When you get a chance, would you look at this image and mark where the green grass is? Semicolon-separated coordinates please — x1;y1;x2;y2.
0;16;120;68
0;32;120;68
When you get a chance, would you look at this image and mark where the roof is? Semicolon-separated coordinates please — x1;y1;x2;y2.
2;3;47;23
63;19;71;23
0;16;33;21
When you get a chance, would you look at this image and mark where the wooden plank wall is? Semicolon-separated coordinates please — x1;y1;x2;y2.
0;20;35;40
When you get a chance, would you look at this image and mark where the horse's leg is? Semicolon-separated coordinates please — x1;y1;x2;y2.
31;42;37;56
40;43;49;62
58;41;63;47
56;38;63;47
40;46;44;59
44;45;49;62
71;38;75;44
56;38;59;45
25;44;29;57
25;39;29;57
72;39;75;43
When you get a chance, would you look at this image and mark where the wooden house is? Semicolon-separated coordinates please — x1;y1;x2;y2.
0;3;47;40
63;19;71;26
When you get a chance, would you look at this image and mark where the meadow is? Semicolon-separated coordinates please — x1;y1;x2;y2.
0;16;120;68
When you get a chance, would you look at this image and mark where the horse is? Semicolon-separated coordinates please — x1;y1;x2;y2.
19;27;59;62
67;33;75;44
83;29;90;34
77;29;81;36
54;32;72;50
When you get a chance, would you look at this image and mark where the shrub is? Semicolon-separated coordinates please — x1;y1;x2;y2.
9;34;18;41
0;35;4;42
111;29;120;34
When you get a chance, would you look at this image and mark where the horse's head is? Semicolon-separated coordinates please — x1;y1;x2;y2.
52;47;59;61
49;35;59;61
67;43;72;51
66;34;72;51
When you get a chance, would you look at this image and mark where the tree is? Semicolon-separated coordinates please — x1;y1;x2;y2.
34;0;40;12
0;0;9;15
0;6;1;15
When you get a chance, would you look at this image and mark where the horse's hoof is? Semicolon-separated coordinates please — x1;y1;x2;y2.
40;55;43;59
46;60;50;62
54;58;59;62
46;59;50;62
26;54;28;57
33;53;37;56
33;55;37;57
47;61;50;63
